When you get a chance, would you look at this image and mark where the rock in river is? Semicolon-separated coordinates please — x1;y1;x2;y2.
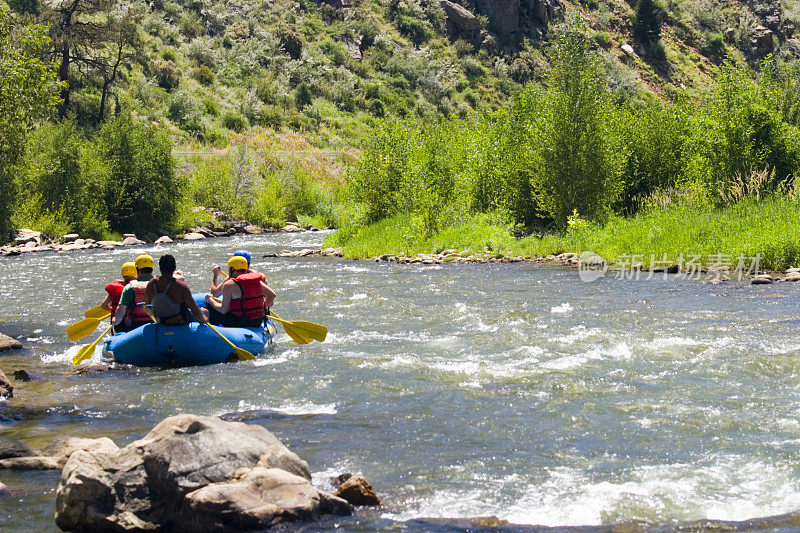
0;369;12;399
55;414;352;532
13;369;46;382
0;437;117;470
334;475;382;506
0;436;38;459
0;332;22;351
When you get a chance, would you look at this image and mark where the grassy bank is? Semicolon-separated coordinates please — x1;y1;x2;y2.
327;197;800;271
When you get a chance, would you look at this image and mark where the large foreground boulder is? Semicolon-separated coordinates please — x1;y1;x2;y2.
55;414;352;532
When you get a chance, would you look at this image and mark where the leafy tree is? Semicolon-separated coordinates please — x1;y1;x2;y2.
684;57;800;202
96;114;181;234
43;0;141;121
633;0;663;48
536;10;621;228
0;1;60;237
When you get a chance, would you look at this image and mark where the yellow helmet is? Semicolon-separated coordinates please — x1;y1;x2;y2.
227;256;249;271
135;254;154;270
121;262;137;278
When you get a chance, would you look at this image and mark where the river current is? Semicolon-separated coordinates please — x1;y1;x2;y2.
1;231;800;531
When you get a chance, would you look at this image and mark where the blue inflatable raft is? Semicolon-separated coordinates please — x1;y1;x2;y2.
102;293;277;366
103;321;276;366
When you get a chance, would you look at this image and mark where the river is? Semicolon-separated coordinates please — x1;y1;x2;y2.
1;231;800;531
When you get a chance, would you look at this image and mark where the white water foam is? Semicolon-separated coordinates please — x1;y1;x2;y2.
541;342;632;371
234;399;337;415
387;456;800;527
551;303;573;314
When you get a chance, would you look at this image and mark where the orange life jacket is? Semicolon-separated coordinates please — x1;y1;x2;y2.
125;279;151;325
105;279;125;316
230;271;266;320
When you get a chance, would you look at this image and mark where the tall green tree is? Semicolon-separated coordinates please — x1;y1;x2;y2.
537;10;620;228
96;114;181;235
632;0;663;48
0;0;60;238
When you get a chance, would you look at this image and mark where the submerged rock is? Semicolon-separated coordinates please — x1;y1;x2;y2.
0;436;38;459
55;414;352;532
13;369;46;382
74;363;111;375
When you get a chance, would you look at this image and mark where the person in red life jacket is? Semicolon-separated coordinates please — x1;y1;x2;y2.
114;254;156;333
205;255;276;327
100;262;136;319
144;254;207;325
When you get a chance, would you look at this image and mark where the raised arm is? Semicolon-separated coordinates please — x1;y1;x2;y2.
210;266;224;297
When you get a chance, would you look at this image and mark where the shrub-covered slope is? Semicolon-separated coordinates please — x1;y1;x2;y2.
26;0;800;147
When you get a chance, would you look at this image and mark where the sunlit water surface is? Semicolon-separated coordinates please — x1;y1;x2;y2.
1;232;800;531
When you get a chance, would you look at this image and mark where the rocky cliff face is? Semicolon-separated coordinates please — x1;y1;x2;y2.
470;0;563;41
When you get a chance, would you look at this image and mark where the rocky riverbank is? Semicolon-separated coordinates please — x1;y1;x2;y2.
0;221;327;257
357;250;800;284
0;414;380;532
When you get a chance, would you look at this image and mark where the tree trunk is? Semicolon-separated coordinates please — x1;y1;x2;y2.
58;45;70;119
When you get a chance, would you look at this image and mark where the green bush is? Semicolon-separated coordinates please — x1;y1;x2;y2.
222;110;248;132
193;65;215;85
154;59;181;91
684;57;800;201
96;114;181;234
295;82;313;109
704;32;725;55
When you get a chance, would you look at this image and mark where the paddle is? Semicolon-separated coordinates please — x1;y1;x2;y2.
268;311;327;344
67;315;110;342
209;297;323;345
85;304;110;320
72;324;113;365
205;323;255;361
214;272;327;344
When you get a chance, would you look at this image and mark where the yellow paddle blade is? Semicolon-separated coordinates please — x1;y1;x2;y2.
72;324;113;365
85;305;110;320
285;320;327;342
269;311;327;343
206;323;255;361
66;317;103;342
282;323;312;345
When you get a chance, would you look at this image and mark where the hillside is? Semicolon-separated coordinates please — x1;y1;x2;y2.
24;0;800;148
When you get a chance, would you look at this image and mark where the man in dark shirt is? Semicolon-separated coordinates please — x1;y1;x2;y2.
144;254;207;325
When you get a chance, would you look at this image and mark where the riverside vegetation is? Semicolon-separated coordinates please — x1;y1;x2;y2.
1;0;800;269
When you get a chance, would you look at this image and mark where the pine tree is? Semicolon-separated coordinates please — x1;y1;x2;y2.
633;0;663;48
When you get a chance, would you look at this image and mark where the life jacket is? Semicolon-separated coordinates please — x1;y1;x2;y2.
125;279;151;325
151;277;183;321
229;271;266;320
105;279;126;316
